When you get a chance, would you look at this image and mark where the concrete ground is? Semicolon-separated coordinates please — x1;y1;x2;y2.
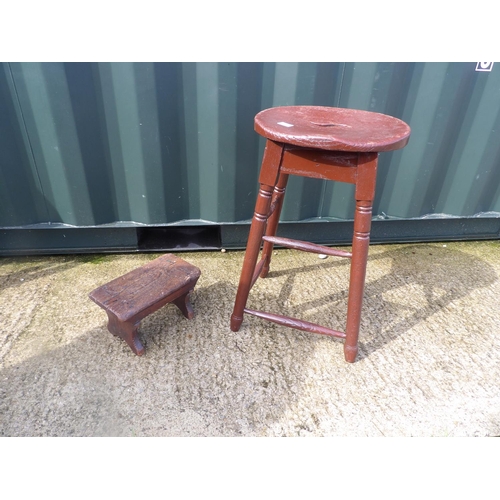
0;240;499;437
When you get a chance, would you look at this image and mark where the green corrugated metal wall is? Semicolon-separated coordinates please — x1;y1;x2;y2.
1;62;500;254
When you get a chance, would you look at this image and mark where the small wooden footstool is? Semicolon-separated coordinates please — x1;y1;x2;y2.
89;254;201;356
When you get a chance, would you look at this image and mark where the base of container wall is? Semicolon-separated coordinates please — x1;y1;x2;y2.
221;218;500;249
1;218;499;256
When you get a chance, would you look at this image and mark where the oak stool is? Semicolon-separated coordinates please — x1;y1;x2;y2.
230;106;411;362
89;254;201;355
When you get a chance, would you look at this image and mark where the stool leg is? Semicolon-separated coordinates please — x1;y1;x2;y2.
172;289;195;320
231;184;274;331
106;311;144;356
344;200;372;362
260;173;289;278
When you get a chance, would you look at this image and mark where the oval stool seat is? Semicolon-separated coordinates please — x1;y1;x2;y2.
255;106;411;152
231;106;411;363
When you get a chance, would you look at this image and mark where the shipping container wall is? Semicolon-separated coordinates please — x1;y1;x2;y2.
1;62;499;253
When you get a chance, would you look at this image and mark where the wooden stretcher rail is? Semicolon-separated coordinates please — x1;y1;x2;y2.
244;308;346;339
261;236;352;258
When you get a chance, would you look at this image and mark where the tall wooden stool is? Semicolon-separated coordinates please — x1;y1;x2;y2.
230;106;411;362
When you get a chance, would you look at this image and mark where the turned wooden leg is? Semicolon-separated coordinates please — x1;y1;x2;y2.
344;200;372;363
260;173;289;278
172;290;195;319
231;183;274;331
106;311;144;356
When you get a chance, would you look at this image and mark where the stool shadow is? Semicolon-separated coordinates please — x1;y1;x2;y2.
2;248;496;437
261;244;498;359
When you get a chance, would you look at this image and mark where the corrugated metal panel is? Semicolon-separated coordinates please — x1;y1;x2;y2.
0;63;48;226
1;62;500;252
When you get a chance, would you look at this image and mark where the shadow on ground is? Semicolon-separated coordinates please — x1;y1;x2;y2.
1;243;499;436
263;243;498;359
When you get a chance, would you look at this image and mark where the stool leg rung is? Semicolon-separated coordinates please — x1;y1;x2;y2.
244;308;346;339
262;236;352;258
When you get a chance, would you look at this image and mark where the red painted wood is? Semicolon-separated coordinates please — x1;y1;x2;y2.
251;258;267;289
355;153;378;201
89;254;201;355
344;201;373;362
231;182;275;332
281;148;358;182
258;140;285;186
262;236;352;258
255;106;411;152
244;308;346;339
232;105;411;363
260;172;289;278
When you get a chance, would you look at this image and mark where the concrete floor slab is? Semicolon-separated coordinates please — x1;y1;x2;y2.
1;241;499;436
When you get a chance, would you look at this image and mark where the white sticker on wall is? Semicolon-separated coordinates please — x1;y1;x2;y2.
476;62;494;72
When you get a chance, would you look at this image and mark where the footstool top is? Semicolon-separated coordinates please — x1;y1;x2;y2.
89;254;201;322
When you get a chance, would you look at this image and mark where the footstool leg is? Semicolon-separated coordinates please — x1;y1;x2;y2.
106;311;145;356
172;290;195;319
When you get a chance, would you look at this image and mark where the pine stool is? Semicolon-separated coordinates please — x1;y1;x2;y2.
230;106;411;362
89;254;201;356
